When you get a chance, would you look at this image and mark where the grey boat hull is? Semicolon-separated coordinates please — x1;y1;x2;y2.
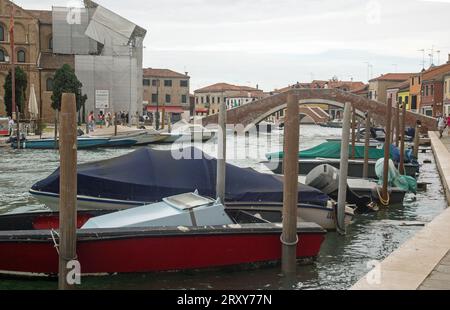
264;158;419;179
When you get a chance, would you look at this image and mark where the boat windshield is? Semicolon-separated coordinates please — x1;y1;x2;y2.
164;192;215;210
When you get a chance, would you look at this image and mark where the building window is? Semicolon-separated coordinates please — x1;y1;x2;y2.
418;77;421;84
431;85;434;95
164;80;172;87
195;97;198;104
181;95;187;104
411;78;415;86
49;37;53;50
46;78;54;91
151;94;158;103
143;79;150;86
180;80;188;87
165;94;171;103
425;86;429;96
201;97;204;104
411;95;417;110
17;50;25;63
0;49;5;62
152;80;157;86
217;97;221;103
212;97;215;104
0;25;4;42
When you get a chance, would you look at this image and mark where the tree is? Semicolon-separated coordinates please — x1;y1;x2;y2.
51;64;87;112
3;67;28;117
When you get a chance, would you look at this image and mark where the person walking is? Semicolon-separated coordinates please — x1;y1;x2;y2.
447;114;450;136
87;111;95;133
437;114;446;138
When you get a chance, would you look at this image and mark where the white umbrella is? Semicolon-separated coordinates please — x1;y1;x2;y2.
28;84;39;119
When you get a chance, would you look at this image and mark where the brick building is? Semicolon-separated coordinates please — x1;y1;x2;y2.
143;68;190;120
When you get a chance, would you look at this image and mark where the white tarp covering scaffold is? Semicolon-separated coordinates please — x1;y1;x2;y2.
85;5;137;55
52;6;97;55
75;55;140;116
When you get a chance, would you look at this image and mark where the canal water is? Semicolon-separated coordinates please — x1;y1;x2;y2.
0;125;447;289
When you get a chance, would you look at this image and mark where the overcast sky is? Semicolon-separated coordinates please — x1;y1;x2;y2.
15;0;450;91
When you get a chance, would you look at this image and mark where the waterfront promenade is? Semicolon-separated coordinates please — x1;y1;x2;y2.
352;131;450;290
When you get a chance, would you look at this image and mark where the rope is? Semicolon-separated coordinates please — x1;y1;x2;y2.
280;234;299;246
50;229;60;255
376;185;390;206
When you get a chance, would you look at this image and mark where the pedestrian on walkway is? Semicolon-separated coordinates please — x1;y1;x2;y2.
437;114;446;138
8;117;14;136
447;114;450;136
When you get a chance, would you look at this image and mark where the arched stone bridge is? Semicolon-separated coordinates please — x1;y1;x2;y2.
202;88;437;132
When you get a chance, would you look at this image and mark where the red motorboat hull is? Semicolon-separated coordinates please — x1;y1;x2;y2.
0;233;324;275
0;210;325;276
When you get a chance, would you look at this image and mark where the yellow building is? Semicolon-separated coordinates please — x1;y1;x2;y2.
397;81;411;110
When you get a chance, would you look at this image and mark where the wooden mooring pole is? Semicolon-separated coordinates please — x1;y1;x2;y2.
395;100;400;147
337;102;351;235
382;98;393;203
413;122;421;159
351;105;356;159
281;94;299;273
114;112;118;136
16;107;20;150
58;93;78;290
399;101;406;174
363;112;370;179
216;100;227;203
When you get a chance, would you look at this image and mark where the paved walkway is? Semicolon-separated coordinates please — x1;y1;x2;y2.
419;250;450;289
351;131;450;290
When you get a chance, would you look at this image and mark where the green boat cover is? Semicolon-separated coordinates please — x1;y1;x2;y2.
266;142;390;160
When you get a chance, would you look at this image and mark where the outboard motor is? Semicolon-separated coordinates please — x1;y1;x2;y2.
305;164;372;210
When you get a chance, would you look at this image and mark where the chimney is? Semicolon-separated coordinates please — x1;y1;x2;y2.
185;72;189;76
256;84;259;90
447;54;450;64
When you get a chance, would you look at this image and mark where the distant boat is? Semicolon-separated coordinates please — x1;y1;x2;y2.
319;119;343;128
88;128;165;145
12;137;110;149
159;125;215;143
30;147;353;230
0;192;326;276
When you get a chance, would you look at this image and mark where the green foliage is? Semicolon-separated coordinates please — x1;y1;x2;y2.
51;64;87;111
3;67;28;117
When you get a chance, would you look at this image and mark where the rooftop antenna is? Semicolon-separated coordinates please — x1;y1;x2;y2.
428;45;435;66
418;49;425;69
436;50;441;65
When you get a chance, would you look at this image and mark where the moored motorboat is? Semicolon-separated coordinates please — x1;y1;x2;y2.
88;128;165;145
11;137;110;149
0;192;326;276
263;157;419;179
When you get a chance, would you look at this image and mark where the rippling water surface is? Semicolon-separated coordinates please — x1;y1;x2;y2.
0;125;447;289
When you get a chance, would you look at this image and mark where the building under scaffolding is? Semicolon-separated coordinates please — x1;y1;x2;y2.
52;0;146;118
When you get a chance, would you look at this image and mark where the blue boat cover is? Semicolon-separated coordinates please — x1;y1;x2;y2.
32;147;330;207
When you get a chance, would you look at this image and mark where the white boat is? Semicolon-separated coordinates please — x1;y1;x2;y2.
159;124;215;143
88;129;165;145
30;189;353;230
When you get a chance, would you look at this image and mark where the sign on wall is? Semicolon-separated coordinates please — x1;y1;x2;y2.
95;90;110;109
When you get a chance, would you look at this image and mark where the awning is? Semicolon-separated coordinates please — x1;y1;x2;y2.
146;106;184;113
195;108;208;113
